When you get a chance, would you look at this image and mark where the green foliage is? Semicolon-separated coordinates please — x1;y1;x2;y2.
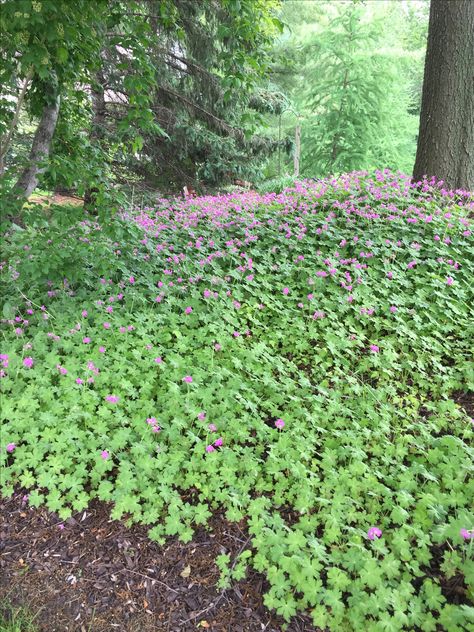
0;601;39;632
265;0;427;178
1;172;473;629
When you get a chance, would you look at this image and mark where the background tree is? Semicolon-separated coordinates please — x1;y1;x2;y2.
263;0;427;180
413;0;474;190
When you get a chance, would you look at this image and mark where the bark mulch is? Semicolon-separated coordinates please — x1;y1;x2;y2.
0;494;316;632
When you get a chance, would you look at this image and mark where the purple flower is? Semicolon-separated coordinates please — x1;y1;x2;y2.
81;310;88;317
214;343;221;351
282;287;289;295
446;276;454;286
6;442;16;453
103;322;111;329
76;378;83;385
23;357;33;368
460;528;474;540
184;306;193;314
367;527;382;540
275;418;285;430
183;375;193;383
99;346;106;353
208;423;217;432
101;450;109;460
389;306;397;313
214;437;224;447
198;412;206;421
154;356;163;364
369;344;379;353
105;395;119;403
205;445;215;453
82;337;91;344
129;276;135;284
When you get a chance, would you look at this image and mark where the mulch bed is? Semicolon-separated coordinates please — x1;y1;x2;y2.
0;494;316;632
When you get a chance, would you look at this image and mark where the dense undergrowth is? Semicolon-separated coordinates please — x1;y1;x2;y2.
1;170;473;631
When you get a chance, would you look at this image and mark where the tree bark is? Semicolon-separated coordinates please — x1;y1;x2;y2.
413;0;474;191
84;69;106;210
14;93;60;199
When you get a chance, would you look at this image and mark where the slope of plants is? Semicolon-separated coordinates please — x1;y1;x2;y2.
1;170;473;630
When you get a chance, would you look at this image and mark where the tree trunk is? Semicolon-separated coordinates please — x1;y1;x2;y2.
84;69;106;210
14;94;60;199
0;67;34;177
413;0;474;191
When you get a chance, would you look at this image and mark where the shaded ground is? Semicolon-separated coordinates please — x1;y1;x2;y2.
0;494;315;632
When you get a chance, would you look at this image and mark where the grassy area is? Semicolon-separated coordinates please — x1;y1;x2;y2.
0;601;39;632
1;170;473;630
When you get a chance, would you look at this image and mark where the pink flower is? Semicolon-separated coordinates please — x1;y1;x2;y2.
203;289;211;298
390;306;397;313
76;378;83;385
205;445;215;453
198;412;206;421
183;375;193;383
82;310;88;317
58;523;65;530
446;276;454;286
154;356;163;364
386;272;393;280
208;423;217;432
146;416;161;432
119;326;126;333
23;357;33;368
105;395;119;403
460;529;474;540
101;450;109;460
6;442;16;453
214;343;221;351
214;437;224;447
129;276;135;284
367;527;382;540
233;331;240;337
282;287;289;295
99;346;106;353
370;344;379;353
184;306;193;314
275;418;285;430
83;337;91;344
103;322;111;329
407;260;417;269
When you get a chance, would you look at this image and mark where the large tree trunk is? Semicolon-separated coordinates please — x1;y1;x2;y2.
14;93;60;199
413;0;474;191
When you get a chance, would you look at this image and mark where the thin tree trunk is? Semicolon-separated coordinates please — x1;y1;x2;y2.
0;67;34;176
84;70;106;210
413;0;474;191
14;93;60;199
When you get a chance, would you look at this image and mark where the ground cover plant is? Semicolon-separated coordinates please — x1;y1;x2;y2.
1;169;473;631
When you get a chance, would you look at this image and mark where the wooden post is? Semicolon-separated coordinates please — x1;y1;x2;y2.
294;124;301;178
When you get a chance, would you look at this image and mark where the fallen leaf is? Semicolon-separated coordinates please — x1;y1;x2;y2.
180;565;191;578
199;621;210;629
